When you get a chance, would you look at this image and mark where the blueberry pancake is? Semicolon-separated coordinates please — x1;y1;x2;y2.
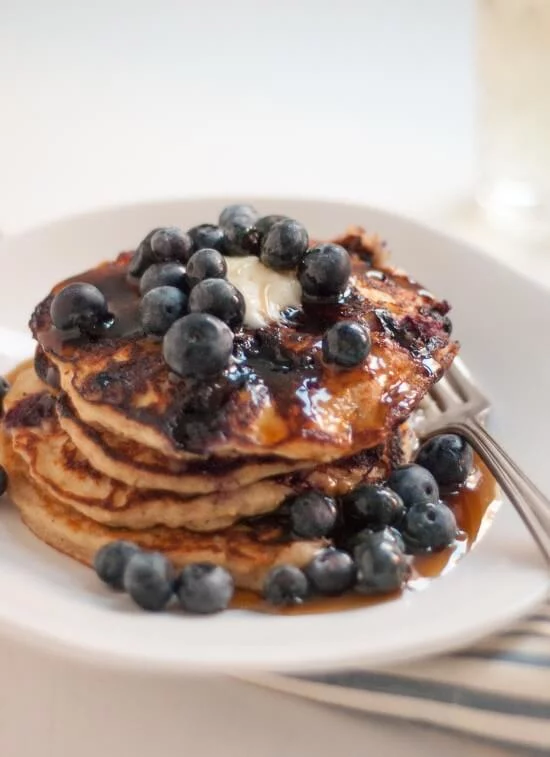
3;363;413;531
0;208;468;612
29;228;455;462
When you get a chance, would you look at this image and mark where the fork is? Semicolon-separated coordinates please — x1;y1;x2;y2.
417;356;550;563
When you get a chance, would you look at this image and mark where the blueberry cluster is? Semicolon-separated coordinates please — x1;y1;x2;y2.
94;541;234;614
263;434;471;606
93;433;472;612
48;204;373;377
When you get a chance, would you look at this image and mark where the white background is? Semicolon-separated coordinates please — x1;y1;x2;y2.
0;0;474;232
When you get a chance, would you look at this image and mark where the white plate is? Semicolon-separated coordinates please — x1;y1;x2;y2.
0;198;548;674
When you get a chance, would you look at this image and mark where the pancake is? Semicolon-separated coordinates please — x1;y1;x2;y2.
12;363;313;495
57;395;313;494
4;367;412;530
4;457;324;593
31;228;457;463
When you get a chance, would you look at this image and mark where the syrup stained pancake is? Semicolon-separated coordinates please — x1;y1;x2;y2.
4;368;411;531
57;396;312;495
31;229;457;463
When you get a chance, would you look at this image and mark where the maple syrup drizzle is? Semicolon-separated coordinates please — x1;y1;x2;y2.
231;454;499;614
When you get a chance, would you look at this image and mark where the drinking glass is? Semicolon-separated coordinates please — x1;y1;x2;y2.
477;0;550;239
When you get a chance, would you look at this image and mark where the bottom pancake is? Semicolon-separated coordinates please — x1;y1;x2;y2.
3;446;324;592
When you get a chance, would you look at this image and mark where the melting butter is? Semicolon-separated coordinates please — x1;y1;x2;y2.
225;256;302;328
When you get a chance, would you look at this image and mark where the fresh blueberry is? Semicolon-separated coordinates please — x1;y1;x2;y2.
140;286;188;337
123;551;175;611
348;526;406;557
288;490;338;539
34;346;60;390
139;263;188;296
298;243;351;300
0;376;9;416
188;278;245;330
322;321;371;368
186;249;228;287
344;484;405;530
402;501;457;552
263;565;309;606
355;540;410;595
256;214;288;237
219;203;259;228
219;204;261;257
188;224;227;253
177;563;234;614
387;464;439;508
163;312;234;377
416;434;474;487
260;218;309;271
129;227;193;277
94;540;141;590
304;549;356;595
50;282;111;334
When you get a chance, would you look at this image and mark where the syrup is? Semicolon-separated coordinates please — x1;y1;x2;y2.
231;455;499;614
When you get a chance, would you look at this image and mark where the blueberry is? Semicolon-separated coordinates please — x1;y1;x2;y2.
298;243;351;300
140;286;187;337
322;321;371;368
34;346;60;389
188;224;227;253
188;278;245;330
256;214;288;237
50;282;111;334
263;565;309;606
260;218;309;271
387;464;439;508
123;551;175;611
139;263;188;296
0;376;9;416
288;490;338;539
219;204;261;257
163;313;234;378
186;249;227;287
416;434;474;487
129;227;193;277
94;540;141;590
344;484;405;530
219;203;259;228
402;501;457;552
177;562;234;614
355;540;410;595
304;549;356;595
349;526;406;557
0;465;7;496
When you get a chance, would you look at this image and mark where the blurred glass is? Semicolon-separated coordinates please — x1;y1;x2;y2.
477;0;550;239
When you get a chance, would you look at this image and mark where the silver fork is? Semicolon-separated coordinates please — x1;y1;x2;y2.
416;356;550;563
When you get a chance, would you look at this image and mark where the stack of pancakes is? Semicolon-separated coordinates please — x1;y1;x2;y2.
0;228;457;591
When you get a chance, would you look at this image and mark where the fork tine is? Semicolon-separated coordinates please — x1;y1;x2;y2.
419;394;440;422
430;376;463;411
446;357;483;402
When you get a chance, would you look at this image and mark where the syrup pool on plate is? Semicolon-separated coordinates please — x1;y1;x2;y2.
232;454;500;614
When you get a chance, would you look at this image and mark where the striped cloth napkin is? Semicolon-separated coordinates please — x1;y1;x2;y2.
248;601;550;756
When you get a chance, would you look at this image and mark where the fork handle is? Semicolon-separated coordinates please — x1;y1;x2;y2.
444;418;550;564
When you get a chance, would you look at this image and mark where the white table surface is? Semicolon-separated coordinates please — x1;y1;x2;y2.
0;1;541;755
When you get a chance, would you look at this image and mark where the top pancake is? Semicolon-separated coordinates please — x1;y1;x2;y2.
30;228;457;462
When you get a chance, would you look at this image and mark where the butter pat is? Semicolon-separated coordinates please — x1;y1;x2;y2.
225;256;302;328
